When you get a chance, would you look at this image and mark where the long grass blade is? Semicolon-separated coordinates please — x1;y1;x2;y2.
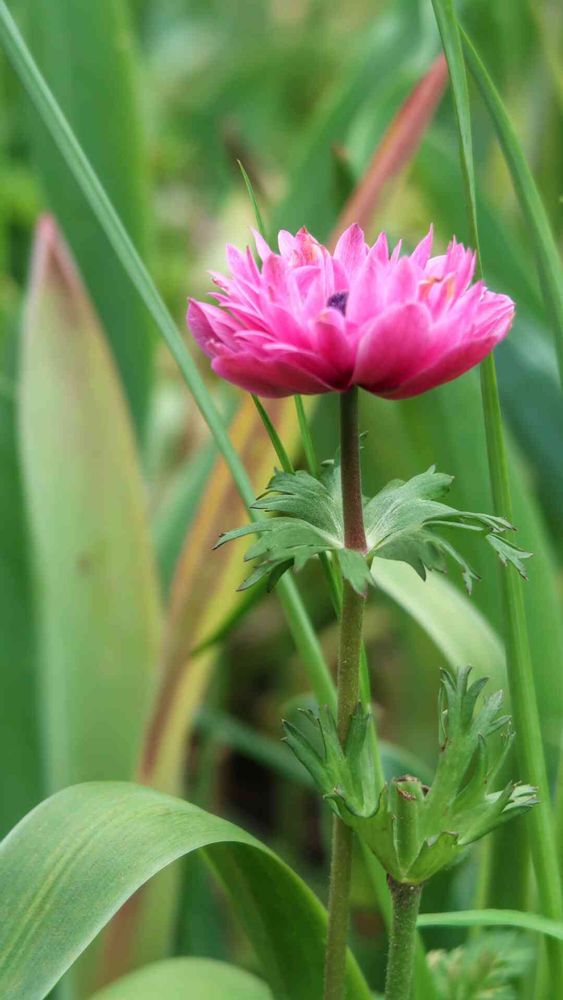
462;29;563;384
430;0;563;984
23;0;153;436
418;909;563;941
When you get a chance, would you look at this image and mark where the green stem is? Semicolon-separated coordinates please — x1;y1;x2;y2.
324;388;367;1000
384;879;424;1000
294;394;320;478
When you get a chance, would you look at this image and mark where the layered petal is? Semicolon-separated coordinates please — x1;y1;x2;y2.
187;225;515;400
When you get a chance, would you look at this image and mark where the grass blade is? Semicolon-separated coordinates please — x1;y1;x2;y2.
418;909;563;941
23;0;154;437
140;396;306;794
462;28;563;385
430;0;563;981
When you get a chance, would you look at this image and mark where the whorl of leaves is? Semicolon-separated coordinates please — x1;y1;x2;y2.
216;463;532;594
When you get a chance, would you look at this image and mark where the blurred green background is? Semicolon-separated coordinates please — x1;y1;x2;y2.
1;0;562;995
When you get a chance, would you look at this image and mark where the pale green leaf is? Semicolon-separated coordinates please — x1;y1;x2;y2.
90;957;272;1000
18;218;161;790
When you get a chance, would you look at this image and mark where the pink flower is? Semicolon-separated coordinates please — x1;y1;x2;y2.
187;225;514;399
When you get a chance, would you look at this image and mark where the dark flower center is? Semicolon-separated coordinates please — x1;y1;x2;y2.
326;291;349;315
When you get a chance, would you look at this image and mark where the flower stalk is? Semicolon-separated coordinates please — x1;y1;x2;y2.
324;387;367;1000
384;878;424;1000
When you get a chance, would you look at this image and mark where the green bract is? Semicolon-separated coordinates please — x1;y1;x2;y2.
216;464;532;594
284;668;537;885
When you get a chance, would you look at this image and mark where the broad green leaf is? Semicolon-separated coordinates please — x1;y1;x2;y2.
18;217;161;791
90;958;272;1000
371;560;504;687
0;782;371;1000
104;397;306;982
21;0;154;436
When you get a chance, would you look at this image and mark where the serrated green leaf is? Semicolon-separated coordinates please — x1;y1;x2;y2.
486;534;533;581
336;549;373;595
220;463;532;597
287;670;536;884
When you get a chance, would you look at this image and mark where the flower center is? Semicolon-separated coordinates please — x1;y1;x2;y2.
326;291;349;315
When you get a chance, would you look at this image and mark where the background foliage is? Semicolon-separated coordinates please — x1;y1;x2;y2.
1;0;562;996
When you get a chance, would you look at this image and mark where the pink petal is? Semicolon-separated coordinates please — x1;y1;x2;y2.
278;230;296;257
370;231;390;264
384;333;499;399
346;253;386;323
409;225;434;268
384;307;514;399
384;255;419;305
333;224;367;277
187;299;239;357
252;228;272;261
212;352;334;397
353;302;432;393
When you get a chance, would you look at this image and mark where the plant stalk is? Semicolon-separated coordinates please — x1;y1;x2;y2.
324;388;367;1000
384;878;423;1000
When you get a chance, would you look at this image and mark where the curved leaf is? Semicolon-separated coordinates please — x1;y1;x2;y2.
371;560;504;686
90;957;272;1000
0;782;371;1000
